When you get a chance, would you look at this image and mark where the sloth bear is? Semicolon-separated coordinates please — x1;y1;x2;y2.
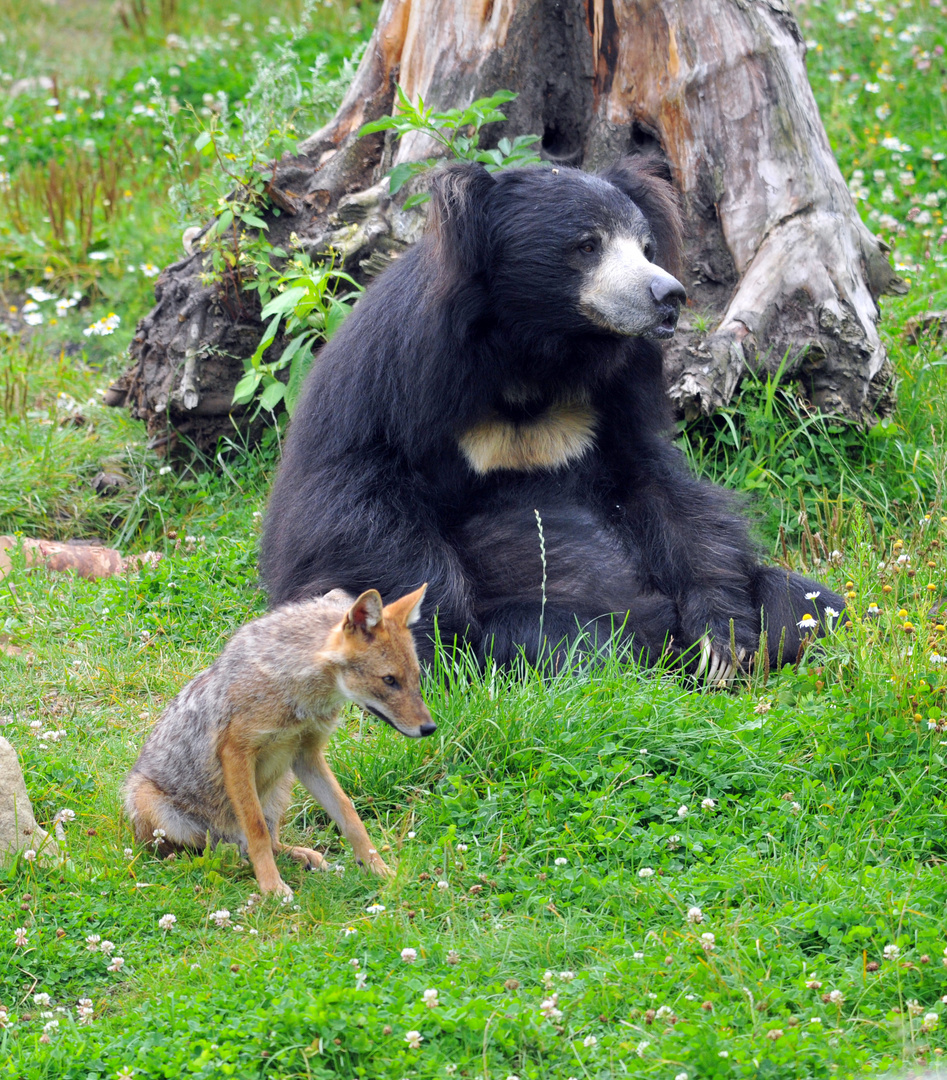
261;157;843;675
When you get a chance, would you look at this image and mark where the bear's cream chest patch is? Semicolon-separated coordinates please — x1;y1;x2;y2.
458;398;598;474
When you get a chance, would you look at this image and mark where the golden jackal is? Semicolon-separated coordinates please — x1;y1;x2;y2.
123;585;432;896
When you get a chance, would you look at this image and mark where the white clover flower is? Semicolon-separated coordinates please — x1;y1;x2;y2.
559;970;575;981
107;957;125;973
701;797;716;810
33;992;52;1007
151;828;166;839
423;988;439;1009
88;251;111;261
638;867;654;879
436;880;449;890
883;943;900;961
401;947;418;963
540;994;562;1021
655;1005;674;1019
554;857;568;866
907;999;923;1017
686;905;704;924
583;1034;598;1048
456;843;468;852
209;909;231;928
635;1039;649;1056
790;802;802;814
633;951;644;959
828;989;844;1005
23;849;36;862
158;914;177;932
123;848;134;859
675;1073;689;1080
924;1012;940;1029
404;1029;423;1049
700;932;716;952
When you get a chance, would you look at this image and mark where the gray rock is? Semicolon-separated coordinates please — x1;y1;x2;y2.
0;737;55;864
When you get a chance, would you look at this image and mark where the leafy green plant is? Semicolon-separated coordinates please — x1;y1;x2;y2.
232;252;363;416
359;85;542;206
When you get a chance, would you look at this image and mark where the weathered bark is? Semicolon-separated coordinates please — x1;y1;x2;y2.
116;0;904;456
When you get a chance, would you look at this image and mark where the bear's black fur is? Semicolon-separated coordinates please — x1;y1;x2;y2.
262;157;844;672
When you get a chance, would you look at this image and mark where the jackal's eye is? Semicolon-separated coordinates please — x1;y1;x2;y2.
382;675;400;688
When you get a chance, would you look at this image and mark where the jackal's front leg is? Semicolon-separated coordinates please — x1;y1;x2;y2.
293;744;393;878
218;730;293;897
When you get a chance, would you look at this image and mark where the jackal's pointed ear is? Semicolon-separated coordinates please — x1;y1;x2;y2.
344;590;384;636
384;583;428;628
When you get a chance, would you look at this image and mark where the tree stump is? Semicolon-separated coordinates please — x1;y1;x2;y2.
113;0;905;458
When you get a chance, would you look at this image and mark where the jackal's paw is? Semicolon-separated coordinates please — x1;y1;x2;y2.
258;876;294;899
355;851;394;878
285;845;328;871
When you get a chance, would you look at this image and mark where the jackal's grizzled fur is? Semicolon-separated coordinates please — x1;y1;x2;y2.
123;585;432;896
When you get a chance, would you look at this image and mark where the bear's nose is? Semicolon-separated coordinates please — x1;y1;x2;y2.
651;273;687;306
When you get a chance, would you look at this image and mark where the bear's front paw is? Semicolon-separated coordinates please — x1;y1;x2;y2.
695;635;748;686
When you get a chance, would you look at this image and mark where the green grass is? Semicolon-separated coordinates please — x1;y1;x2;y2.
2;0;947;1077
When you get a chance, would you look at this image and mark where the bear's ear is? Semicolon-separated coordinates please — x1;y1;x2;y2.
427;161;497;278
599;156;683;280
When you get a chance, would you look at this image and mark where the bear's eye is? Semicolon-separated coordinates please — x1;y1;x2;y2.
577;237;599;255
382;675;400;688
643;241;655;261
